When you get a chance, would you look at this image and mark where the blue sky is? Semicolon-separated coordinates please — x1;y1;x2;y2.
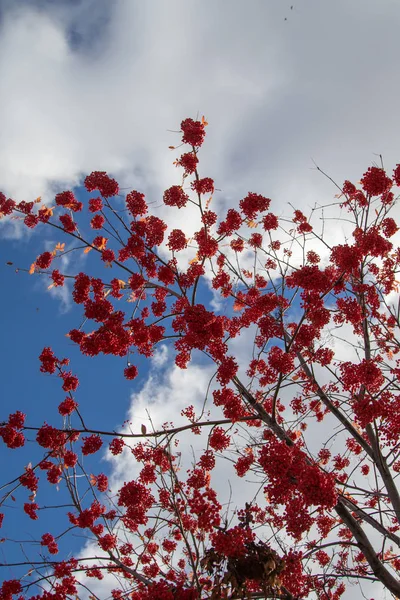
1;0;400;597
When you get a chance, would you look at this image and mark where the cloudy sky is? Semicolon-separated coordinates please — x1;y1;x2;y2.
1;0;400;598
1;0;400;206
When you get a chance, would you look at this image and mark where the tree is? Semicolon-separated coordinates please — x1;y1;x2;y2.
0;117;400;599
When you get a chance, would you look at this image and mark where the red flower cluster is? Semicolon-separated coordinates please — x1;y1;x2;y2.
24;213;39;228
176;151;198;174
36;251;53;269
59;213;77;233
239;192;270;219
217;208;242;235
360;166;392;196
41;532;58;554
191;177;214;195
24;502;39;520
353;226;393;259
55;191;83;212
0;192;16;216
81;434;103;455
163;185;189;208
235;451;254;477
126;190;148;216
259;437;337;538
39;346;58;373
287;265;335;293
181;118;206;147
167;229;187;251
68;499;106;530
51;269;65;287
118;480;154;531
209;427;230;451
84;171;119;198
330;244;361;273
19;468;38;492
262;212;279;230
194;228;218;258
88;196;103;212
340;359;384;394
37;424;67;450
211;525;255;558
0;412;25;449
124;364;138;380
109;438;125;455
0;579;22;599
268;346;295;375
91;214;105;229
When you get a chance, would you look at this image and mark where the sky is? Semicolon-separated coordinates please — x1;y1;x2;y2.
1;0;400;598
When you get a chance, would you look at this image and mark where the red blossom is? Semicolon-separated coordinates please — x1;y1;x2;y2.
19;468;38;492
81;434;103;455
209;427;230;451
163;185;189;208
41;532;58;554
91;214;105;229
58;397;78;416
297;221;313;234
72;272;91;304
39;347;58;374
24;213;39;228
101;248;115;263
201;210;218;227
98;533;117;551
191;177;214;195
262;212;279;230
36;251;53;269
360;166;392;196
0;194;15;216
268;347;295;375
126;190;148;216
230;238;244;252
17;200;34;214
0;425;25;448
194;228;218;258
47;464;62;484
84;171;119;198
382;217;398;238
211;525;255;558
64;450;78;468
181;118;206;147
109;438;124;455
124;364;138;380
61;372;79;392
0;579;22;599
235;452;254;477
217;208;242;235
37;424;67;450
176;151;198;174
167;229;187;251
59;213;77;233
8;411;25;429
239;192;270;220
24;502;39;520
55;191;83;212
118;480;154;530
89;196;103;212
249;232;263;247
51;269;65;286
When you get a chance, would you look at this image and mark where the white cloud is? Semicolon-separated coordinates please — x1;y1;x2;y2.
3;0;399;210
